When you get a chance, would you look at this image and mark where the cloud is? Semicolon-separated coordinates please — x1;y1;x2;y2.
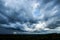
0;0;60;34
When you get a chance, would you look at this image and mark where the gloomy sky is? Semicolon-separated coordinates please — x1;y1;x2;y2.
0;0;60;34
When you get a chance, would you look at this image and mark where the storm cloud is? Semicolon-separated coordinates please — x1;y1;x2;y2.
0;0;60;34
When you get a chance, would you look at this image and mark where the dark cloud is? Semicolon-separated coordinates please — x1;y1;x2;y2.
0;0;60;34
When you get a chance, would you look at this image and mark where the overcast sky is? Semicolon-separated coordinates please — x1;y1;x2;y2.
0;0;60;34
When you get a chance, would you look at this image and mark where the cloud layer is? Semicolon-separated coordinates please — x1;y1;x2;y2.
0;0;60;34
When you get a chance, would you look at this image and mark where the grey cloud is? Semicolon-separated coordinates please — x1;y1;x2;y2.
0;0;60;34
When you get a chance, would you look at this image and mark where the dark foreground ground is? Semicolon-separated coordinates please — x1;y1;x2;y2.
0;33;60;40
0;27;60;39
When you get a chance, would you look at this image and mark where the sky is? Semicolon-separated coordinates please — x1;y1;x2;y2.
0;0;60;34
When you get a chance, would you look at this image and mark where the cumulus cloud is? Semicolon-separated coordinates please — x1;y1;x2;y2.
0;0;60;34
